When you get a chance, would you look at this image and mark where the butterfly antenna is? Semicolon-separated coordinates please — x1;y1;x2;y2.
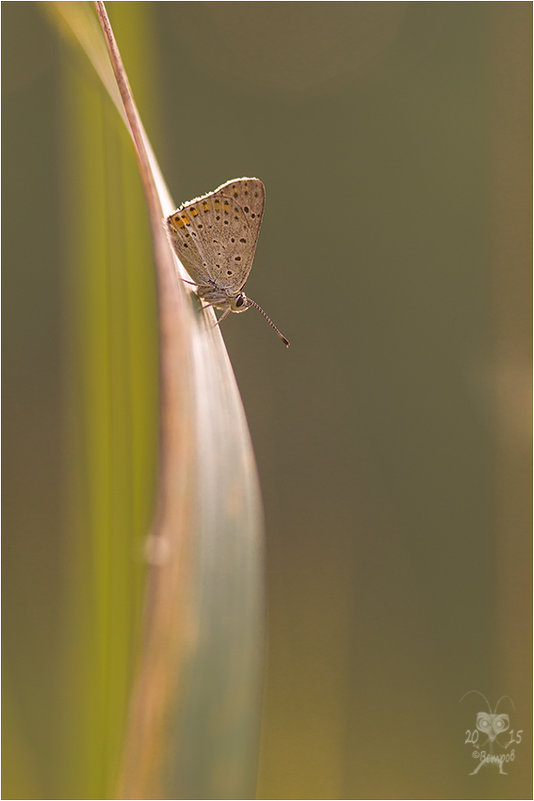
247;298;290;348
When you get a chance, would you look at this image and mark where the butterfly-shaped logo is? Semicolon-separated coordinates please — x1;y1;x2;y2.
475;712;510;743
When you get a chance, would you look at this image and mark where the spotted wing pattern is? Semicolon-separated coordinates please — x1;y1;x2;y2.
166;178;265;294
165;204;208;287
211;178;265;266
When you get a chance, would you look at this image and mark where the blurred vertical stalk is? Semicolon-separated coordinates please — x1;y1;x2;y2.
490;6;532;792
60;12;158;796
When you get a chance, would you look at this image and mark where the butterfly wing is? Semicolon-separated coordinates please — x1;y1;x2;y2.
212;178;265;279
166;208;211;287
166;178;265;293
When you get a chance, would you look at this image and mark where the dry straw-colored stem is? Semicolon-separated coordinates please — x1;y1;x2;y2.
93;2;195;795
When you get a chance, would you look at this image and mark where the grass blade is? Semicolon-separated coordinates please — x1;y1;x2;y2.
47;2;265;797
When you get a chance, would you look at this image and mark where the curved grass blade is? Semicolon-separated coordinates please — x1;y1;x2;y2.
47;2;265;797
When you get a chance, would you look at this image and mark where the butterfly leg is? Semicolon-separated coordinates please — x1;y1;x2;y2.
200;300;221;312
212;307;232;328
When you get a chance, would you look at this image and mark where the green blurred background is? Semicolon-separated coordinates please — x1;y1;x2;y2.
3;2;531;799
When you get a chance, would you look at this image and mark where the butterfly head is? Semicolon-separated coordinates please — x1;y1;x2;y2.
230;293;252;314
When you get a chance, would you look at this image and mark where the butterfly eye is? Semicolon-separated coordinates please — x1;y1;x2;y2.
235;294;245;308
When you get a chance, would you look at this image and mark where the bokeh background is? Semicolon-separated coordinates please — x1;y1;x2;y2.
3;2;532;799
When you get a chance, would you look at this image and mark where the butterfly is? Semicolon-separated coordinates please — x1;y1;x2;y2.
166;178;289;347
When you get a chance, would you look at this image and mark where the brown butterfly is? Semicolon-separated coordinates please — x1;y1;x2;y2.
166;178;289;347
